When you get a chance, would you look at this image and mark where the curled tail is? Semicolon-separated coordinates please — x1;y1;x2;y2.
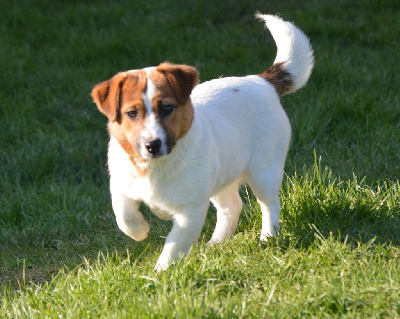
256;14;314;97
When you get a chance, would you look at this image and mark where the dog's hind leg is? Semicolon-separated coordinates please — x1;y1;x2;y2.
245;167;284;240
208;180;243;244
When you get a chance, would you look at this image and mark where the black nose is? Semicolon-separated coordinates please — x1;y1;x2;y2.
145;139;162;154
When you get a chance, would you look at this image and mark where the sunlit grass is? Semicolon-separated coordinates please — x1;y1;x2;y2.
1;0;399;317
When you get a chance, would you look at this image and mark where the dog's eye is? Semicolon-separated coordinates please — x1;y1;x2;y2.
127;110;138;119
159;104;174;117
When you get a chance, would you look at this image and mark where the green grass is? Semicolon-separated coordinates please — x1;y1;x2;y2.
1;0;399;317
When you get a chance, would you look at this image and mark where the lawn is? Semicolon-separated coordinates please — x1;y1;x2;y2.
1;0;399;317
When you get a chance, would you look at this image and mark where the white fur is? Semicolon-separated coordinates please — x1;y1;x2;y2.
256;14;314;92
140;71;168;159
107;14;313;270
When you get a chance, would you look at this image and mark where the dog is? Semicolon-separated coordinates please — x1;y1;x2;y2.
91;14;314;270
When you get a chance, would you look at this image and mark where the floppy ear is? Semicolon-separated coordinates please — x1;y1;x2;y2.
91;73;127;122
157;63;199;104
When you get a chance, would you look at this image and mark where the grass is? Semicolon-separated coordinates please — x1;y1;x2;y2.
1;0;399;317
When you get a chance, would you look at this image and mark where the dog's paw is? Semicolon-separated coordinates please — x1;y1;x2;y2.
260;233;272;242
131;226;150;241
118;219;150;242
206;239;223;246
260;229;279;242
154;257;171;272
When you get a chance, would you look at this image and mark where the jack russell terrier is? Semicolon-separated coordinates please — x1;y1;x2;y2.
91;14;314;270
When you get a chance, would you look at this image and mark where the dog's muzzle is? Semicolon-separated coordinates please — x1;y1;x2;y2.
140;136;173;160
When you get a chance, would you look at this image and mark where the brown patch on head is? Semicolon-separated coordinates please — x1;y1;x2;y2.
148;63;199;146
91;72;127;122
92;70;150;173
258;62;294;97
91;63;199;175
156;62;199;104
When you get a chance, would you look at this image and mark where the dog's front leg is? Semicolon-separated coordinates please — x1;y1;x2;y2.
111;192;150;241
155;205;208;271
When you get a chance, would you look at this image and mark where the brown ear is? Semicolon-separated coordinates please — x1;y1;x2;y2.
91;73;127;122
157;63;199;104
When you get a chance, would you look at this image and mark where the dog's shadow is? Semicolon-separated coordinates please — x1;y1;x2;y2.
237;182;400;250
5;179;398;291
131;179;399;267
126;175;400;256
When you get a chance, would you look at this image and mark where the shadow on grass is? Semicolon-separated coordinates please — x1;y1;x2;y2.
2;169;399;293
278;199;400;251
239;161;400;252
0;202;169;291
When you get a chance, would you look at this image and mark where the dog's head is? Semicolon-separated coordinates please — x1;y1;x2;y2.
91;63;199;164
